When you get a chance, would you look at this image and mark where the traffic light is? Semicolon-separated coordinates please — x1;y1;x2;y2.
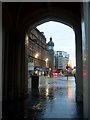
66;64;70;69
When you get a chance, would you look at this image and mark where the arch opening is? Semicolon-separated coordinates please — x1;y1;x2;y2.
23;17;83;118
26;21;78;114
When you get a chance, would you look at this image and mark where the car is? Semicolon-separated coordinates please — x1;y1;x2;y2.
53;70;59;77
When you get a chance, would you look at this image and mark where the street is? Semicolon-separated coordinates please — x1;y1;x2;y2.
3;76;83;119
26;76;83;119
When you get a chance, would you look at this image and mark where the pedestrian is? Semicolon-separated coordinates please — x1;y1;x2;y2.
67;71;68;80
72;68;76;83
74;73;76;83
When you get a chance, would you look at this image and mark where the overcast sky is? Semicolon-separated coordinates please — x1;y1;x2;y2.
36;21;76;67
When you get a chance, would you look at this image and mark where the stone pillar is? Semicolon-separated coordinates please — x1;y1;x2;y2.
2;4;28;101
75;24;83;102
82;2;90;119
3;29;27;100
11;31;27;99
81;2;88;118
81;2;90;119
14;32;26;98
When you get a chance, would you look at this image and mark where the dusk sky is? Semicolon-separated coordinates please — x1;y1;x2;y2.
37;21;76;67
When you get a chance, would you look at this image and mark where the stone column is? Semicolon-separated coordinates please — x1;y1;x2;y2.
81;2;88;118
12;31;28;99
75;24;83;102
82;2;90;119
3;28;27;100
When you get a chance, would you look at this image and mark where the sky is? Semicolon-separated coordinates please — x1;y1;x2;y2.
36;21;76;67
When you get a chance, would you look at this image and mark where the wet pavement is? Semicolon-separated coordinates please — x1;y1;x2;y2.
2;76;83;120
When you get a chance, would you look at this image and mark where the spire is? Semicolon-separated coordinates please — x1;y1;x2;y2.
46;36;54;50
50;37;52;41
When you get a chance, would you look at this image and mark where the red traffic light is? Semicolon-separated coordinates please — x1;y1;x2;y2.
66;64;70;69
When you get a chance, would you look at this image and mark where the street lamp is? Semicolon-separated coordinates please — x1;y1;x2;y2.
45;58;49;68
25;34;29;45
35;53;39;58
45;58;49;62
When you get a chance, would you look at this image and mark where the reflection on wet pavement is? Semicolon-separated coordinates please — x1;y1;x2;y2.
2;76;83;119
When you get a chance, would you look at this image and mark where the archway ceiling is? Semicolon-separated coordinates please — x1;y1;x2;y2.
3;2;81;32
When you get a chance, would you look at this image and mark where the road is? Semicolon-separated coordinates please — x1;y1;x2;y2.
26;76;83;119
3;76;83;119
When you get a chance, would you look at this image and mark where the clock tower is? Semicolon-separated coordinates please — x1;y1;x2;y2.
46;37;54;69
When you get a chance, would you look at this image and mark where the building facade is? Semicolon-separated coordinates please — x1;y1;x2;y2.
46;37;54;70
54;51;69;71
27;28;50;75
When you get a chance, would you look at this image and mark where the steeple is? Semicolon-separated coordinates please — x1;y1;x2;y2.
46;37;54;69
50;37;52;41
47;37;54;50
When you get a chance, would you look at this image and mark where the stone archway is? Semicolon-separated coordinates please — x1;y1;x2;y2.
21;3;82;102
2;2;83;102
26;19;83;102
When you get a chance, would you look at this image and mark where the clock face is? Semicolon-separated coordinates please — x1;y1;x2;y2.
49;46;52;49
49;46;54;50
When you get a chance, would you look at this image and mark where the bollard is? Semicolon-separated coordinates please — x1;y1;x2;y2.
31;75;39;89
